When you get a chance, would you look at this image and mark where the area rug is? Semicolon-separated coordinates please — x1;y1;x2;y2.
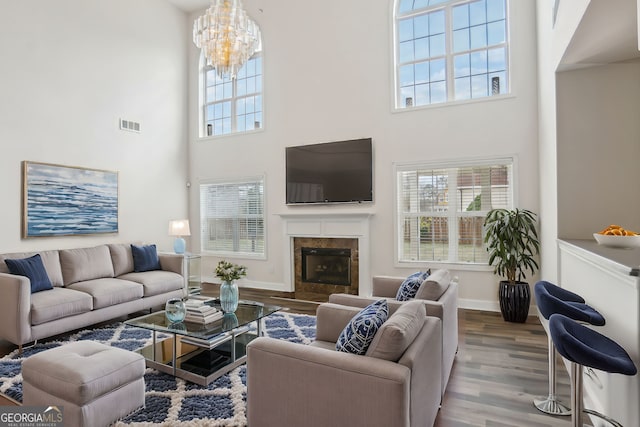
0;312;316;426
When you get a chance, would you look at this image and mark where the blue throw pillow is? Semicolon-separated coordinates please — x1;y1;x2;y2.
5;254;53;293
396;270;430;301
131;244;161;272
336;299;388;355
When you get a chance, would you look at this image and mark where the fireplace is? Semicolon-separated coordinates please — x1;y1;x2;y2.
293;237;359;301
302;247;351;286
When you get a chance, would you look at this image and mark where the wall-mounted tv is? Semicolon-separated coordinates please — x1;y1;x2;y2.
286;138;373;205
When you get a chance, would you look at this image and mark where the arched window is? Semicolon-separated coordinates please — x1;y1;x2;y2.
394;0;508;109
200;52;263;137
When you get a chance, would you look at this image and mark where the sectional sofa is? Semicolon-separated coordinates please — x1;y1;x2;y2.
0;243;185;352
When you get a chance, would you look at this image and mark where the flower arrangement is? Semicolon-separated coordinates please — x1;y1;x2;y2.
215;260;247;283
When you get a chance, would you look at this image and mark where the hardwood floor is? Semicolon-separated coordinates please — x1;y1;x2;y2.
436;309;581;427
0;286;585;426
224;287;581;426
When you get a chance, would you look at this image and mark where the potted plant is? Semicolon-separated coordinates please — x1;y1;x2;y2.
215;260;247;313
483;208;540;323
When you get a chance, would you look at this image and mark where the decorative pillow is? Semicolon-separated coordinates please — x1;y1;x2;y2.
366;300;426;361
108;243;135;276
415;269;451;301
59;245;115;285
131;244;161;272
1;250;64;287
5;254;53;293
396;270;430;301
336;299;388;355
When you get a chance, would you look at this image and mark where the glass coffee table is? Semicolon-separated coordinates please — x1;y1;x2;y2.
125;299;281;386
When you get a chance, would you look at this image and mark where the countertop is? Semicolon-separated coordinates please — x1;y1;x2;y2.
559;239;640;276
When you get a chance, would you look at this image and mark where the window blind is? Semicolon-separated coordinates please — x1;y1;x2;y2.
200;177;265;256
397;160;512;263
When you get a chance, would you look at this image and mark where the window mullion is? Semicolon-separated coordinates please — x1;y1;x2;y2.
448;169;459;262
231;81;237;132
445;3;454;102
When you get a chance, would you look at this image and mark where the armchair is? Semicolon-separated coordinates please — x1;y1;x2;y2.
329;269;458;396
246;301;442;427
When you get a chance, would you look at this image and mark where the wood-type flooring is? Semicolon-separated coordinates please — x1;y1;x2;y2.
0;286;588;426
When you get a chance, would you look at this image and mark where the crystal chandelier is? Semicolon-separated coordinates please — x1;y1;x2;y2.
193;0;262;80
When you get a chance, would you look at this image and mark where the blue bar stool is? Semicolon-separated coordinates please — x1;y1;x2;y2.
533;281;605;416
549;313;637;427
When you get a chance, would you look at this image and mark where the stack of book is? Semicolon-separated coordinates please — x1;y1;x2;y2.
184;299;223;324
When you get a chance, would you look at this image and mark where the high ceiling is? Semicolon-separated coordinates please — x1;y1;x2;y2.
165;0;209;13
560;0;640;69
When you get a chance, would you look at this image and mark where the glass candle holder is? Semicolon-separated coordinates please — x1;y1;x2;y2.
165;298;186;323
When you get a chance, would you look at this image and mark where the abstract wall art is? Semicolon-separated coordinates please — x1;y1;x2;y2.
22;161;119;237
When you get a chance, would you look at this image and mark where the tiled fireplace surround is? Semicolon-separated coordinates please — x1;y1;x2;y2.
279;213;372;299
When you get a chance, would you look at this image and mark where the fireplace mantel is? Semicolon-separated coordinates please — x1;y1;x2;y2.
278;212;373;296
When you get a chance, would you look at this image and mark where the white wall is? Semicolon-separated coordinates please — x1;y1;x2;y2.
0;0;190;253
557;61;640;238
536;0;640;285
188;0;540;310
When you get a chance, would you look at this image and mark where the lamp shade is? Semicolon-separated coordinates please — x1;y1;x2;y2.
168;220;191;237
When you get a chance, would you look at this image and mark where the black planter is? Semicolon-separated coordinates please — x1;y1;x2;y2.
498;280;530;323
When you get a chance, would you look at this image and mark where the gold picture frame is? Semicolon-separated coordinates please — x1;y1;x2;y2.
22;161;119;237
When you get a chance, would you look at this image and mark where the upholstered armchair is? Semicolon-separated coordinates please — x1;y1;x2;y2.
329;269;458;396
246;301;443;427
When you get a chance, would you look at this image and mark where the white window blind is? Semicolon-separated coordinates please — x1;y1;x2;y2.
200;177;265;257
396;159;513;264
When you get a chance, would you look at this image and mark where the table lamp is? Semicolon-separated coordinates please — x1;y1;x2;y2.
168;219;191;254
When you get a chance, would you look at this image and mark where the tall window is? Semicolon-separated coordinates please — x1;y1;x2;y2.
202;54;263;137
396;159;513;264
200;177;265;257
395;0;508;108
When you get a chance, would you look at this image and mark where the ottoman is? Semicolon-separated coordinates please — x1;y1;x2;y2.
22;341;145;427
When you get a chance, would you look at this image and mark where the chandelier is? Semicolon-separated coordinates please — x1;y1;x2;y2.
193;0;262;80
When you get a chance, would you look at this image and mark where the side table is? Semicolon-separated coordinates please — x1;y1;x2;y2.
184;253;202;295
160;252;201;295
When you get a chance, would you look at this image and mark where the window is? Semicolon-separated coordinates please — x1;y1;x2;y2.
395;0;508;108
396;159;513;264
202;54;263;137
200;177;265;257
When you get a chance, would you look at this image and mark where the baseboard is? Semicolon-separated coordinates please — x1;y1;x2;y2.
458;298;500;312
458;298;537;316
202;276;290;293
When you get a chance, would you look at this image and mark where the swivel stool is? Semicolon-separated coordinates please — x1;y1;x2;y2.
549;313;637;427
533;280;605;416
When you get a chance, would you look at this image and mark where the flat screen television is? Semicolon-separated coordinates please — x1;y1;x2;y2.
286;138;373;204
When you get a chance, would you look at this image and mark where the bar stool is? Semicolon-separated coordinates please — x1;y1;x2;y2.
549;313;637;427
533;280;605;415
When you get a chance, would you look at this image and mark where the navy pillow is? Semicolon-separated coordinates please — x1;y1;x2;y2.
396;270;430;301
131;244;161;272
336;299;389;355
5;254;53;293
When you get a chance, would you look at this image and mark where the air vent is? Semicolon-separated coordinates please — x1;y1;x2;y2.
119;118;141;133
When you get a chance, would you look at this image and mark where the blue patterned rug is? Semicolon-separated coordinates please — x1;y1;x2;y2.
0;312;316;426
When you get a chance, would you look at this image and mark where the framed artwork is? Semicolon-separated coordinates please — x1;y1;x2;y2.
22;161;119;237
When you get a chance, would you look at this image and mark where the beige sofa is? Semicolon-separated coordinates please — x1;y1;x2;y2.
0;243;185;352
328;269;458;396
247;301;443;427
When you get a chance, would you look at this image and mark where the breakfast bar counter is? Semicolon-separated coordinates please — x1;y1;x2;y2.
557;239;640;426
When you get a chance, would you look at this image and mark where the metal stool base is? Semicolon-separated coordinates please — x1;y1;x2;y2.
534;395;571;416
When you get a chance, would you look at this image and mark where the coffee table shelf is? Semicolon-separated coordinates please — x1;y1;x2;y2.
125;300;281;386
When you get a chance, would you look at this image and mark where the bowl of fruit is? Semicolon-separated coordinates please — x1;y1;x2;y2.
593;225;640;248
